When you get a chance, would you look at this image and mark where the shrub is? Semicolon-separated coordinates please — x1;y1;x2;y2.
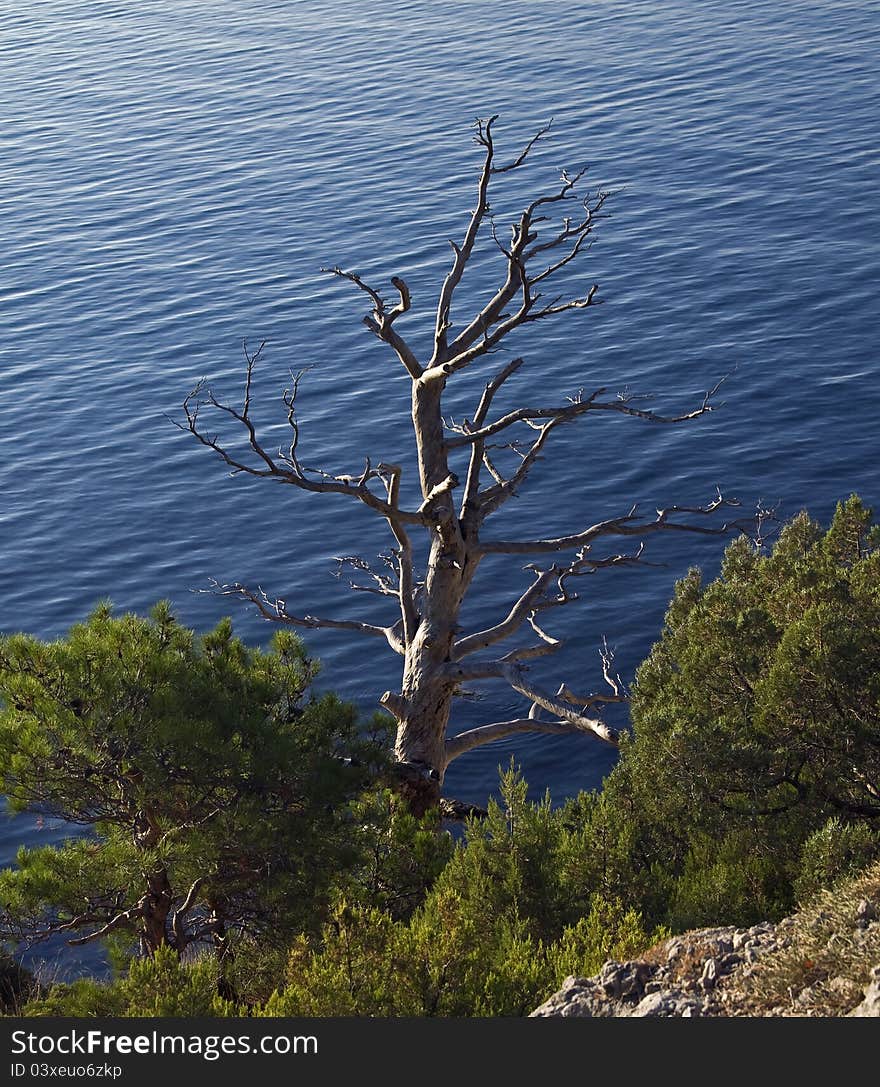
0;603;387;964
794;818;880;904
610;494;880;925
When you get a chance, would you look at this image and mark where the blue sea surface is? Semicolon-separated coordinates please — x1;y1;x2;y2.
0;0;878;976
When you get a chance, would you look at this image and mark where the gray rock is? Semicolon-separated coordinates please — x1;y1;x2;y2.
531;918;791;1018
700;957;718;991
855;899;878;928
529;977;592;1017
628;990;705;1017
732;931;749;951
711;935;734;956
847;966;880;1017
599;960;653;1000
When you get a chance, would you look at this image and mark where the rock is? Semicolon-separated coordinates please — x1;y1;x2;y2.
628;990;705;1017
711;935;734;956
599;960;652;1000
847;966;880;1017
666;938;683;963
855;899;878;928
529;977;595;1018
530;914;823;1018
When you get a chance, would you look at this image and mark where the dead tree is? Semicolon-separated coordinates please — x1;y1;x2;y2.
180;116;756;815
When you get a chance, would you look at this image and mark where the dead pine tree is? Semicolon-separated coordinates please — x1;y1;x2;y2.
180;116;759;816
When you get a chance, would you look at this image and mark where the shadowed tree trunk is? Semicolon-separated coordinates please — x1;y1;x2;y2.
179;116;763;815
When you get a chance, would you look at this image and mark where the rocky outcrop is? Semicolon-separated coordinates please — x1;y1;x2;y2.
531;921;793;1017
532;870;880;1017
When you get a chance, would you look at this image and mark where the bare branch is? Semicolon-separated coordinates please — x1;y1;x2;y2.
431;115;502;366
377;462;419;644
66;903;143;946
600;635;625;698
556;639;629;712
173;341;280;478
199;580;406;655
466;377;733;523
433;162;610;375
434;116;551;364
322;266;422;379
321;265;384;310
498;616;564;662
334;555;399;597
481;447;507;487
490;119;552;174
156;809;222;851
504;666;619;746
176;362;429;527
444;647;621;749
444;633;563;682
478;414;565;519
172;877;205;951
445;715;611;766
452;567;558;658
473;358;527;429
443;660;504;683
380;691;408;720
453;539;657;672
439;797;489;821
418;472;460;517
460;357;525;523
522;284;600;321
445;376;728;451
498;636;563;663
479;493;751;555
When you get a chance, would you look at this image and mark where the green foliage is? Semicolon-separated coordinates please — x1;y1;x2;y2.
12;496;880;1017
668;830;792;930
24;946;237;1017
611;494;880;925
22;976;126;1018
546;896;670;981
419;763;662;946
253;768;664;1017
119;947;237;1017
794;818;880;904
332;788;454;921
256;882;661;1018
0;602;387;959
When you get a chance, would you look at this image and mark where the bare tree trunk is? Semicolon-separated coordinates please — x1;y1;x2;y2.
180;116;767;814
